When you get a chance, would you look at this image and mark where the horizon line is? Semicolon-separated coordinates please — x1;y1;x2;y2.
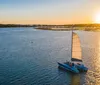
0;23;100;25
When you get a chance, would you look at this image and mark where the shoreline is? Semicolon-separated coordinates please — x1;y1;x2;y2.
34;27;100;31
0;24;100;31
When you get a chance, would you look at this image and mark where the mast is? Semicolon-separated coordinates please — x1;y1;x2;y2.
71;24;73;61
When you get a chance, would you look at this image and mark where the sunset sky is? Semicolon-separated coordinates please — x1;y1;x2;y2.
0;0;100;24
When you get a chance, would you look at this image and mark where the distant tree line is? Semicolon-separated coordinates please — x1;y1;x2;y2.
32;24;100;27
34;24;100;31
0;24;36;28
0;24;100;31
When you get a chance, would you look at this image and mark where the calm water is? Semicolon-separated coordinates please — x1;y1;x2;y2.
0;27;100;85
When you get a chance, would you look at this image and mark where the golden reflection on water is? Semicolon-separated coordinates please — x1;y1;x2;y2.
73;32;100;85
71;74;80;85
84;34;100;85
93;37;100;74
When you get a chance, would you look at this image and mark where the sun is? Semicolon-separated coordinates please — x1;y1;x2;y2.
94;12;100;23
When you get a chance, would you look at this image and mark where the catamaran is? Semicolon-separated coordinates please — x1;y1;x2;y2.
58;29;88;73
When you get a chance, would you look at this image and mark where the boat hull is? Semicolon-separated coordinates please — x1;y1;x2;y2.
75;64;88;72
58;62;79;74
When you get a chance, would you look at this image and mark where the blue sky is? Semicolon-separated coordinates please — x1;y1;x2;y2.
0;0;100;24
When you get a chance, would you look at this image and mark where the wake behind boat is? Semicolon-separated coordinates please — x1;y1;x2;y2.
58;29;88;73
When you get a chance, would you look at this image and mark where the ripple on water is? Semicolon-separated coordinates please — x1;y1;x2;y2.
0;28;100;85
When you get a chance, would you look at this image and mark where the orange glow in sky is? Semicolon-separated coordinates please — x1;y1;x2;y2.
94;11;100;23
0;0;100;24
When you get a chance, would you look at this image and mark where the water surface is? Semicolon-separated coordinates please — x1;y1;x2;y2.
0;27;100;85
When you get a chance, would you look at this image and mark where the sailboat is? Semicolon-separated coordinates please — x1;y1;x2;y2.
58;29;88;73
